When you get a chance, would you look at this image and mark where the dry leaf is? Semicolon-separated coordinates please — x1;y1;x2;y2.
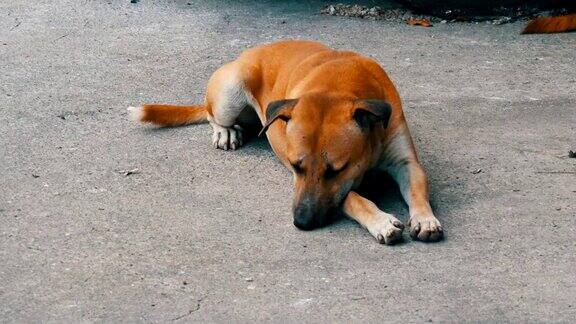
407;18;432;27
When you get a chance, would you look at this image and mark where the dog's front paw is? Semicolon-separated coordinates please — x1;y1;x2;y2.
408;215;443;242
212;124;243;150
368;214;404;245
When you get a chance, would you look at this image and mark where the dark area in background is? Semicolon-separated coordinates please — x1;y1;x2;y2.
399;0;574;17
327;0;574;22
401;0;573;11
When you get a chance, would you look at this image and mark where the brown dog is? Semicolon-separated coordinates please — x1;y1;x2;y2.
128;40;443;244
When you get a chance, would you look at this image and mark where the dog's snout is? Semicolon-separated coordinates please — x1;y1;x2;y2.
293;197;319;230
293;196;340;230
293;216;316;230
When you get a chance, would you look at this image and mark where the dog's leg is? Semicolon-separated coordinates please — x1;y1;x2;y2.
206;63;260;150
383;127;443;242
343;191;404;244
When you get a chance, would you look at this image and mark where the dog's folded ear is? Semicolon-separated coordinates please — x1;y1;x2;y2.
353;99;392;131
258;99;299;137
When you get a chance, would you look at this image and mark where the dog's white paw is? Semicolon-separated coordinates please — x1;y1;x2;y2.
368;213;404;245
212;124;243;150
127;106;144;122
408;215;443;242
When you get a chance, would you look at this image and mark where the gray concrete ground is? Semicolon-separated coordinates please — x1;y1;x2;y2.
1;0;575;322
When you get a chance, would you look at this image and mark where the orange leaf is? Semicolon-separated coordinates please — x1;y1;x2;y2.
407;18;432;27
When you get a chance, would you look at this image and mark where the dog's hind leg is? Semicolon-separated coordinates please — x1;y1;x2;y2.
382;127;443;242
205;63;260;150
343;191;404;245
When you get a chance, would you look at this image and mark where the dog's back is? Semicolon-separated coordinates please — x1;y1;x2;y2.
522;14;576;34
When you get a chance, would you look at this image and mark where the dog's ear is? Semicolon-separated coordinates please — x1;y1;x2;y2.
258;99;299;137
353;99;392;131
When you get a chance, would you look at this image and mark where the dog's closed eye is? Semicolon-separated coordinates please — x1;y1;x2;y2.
324;163;348;179
291;160;305;174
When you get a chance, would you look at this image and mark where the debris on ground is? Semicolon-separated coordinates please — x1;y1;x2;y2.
321;3;570;26
117;168;140;176
471;169;482;174
321;4;437;23
407;18;432;27
569;150;576;158
492;17;512;25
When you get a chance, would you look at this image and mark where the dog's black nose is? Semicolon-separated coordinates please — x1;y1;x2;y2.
293;199;318;230
293;216;317;230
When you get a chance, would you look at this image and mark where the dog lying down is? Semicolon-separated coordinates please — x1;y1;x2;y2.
128;40;443;244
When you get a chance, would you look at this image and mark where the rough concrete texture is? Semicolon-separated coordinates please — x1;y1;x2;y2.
1;0;575;322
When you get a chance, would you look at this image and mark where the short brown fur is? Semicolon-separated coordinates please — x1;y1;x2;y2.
522;14;576;34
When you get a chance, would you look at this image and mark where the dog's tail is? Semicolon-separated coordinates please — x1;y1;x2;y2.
522;14;576;34
127;104;208;126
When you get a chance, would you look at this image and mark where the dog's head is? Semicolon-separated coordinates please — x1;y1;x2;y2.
260;92;392;230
